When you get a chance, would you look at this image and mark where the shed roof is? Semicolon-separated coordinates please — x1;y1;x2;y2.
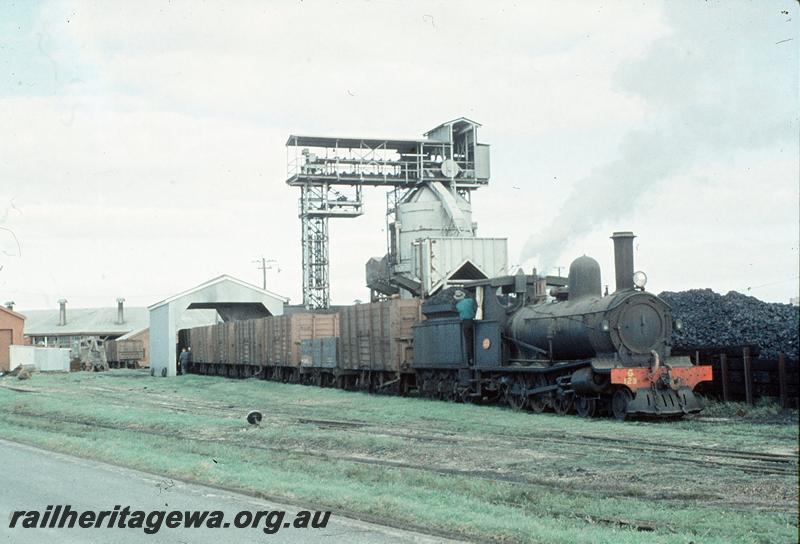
117;326;148;341
21;306;149;336
0;306;26;321
148;274;288;311
424;117;482;136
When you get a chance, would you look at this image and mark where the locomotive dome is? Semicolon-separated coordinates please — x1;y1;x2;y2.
568;256;601;300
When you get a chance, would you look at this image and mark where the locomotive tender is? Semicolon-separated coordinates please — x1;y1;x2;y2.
182;231;712;420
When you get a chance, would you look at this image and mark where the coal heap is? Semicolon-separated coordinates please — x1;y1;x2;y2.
422;286;463;317
658;289;800;360
424;286;462;307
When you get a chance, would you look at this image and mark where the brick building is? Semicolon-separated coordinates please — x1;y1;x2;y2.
0;305;26;371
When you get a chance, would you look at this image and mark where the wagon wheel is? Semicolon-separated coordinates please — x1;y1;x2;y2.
449;380;461;402
552;393;574;416
435;377;447;401
371;373;381;392
529;374;550;413
504;376;529;411
612;388;633;421
575;396;597;418
420;375;433;399
397;376;409;397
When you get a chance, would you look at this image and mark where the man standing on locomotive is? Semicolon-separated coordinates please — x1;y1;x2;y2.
453;289;477;364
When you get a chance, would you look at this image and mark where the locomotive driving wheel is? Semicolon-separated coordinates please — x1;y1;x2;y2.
552;393;574;416
575;396;598;418
612;388;633;421
504;376;528;411
528;374;549;413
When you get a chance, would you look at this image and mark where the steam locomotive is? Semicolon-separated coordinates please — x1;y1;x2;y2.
413;231;712;419
182;231;712;420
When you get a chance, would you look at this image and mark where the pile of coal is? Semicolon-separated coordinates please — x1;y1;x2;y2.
424;286;462;306
422;286;468;316
659;289;800;360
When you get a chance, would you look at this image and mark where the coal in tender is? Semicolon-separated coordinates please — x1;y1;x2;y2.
422;286;464;317
658;289;800;360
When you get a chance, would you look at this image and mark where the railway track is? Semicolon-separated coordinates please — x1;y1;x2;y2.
296;417;798;477
64;383;799;477
9;390;798;483
21;382;798;481
3;385;797;520
2;408;781;513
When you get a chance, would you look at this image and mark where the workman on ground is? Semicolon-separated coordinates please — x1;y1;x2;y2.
178;347;190;375
453;289;477;364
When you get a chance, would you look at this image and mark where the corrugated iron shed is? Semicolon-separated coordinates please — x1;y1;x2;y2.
21;307;149;337
148;274;287;378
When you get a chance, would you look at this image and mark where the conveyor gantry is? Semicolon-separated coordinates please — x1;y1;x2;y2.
286;118;490;309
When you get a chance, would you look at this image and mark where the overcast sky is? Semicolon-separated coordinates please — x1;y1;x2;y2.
1;0;798;310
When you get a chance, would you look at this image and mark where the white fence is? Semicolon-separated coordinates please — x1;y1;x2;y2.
8;346;70;372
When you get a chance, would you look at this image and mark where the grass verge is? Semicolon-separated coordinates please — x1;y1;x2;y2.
0;370;796;544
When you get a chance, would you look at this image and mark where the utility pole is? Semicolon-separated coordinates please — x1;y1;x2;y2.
253;258;279;290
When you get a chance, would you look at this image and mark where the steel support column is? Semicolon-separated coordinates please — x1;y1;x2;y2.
301;214;329;309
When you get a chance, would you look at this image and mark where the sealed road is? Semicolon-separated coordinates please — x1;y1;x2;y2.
0;439;456;543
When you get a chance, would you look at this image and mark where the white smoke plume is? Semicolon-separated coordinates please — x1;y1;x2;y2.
0;199;22;259
520;3;797;269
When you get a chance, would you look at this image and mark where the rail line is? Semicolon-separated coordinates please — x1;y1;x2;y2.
22;384;798;478
5;408;791;514
296;417;798;477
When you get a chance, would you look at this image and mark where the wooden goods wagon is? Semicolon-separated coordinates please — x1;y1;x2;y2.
300;337;339;369
225;322;237;365
264;313;339;367
185;314;339;368
233;319;262;366
187;325;215;365
105;339;145;368
339;299;419;372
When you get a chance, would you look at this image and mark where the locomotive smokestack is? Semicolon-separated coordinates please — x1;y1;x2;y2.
611;231;636;292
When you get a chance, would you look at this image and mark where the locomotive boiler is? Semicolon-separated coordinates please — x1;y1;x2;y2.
508;234;672;366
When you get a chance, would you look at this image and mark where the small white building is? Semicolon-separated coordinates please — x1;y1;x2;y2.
148;275;287;377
